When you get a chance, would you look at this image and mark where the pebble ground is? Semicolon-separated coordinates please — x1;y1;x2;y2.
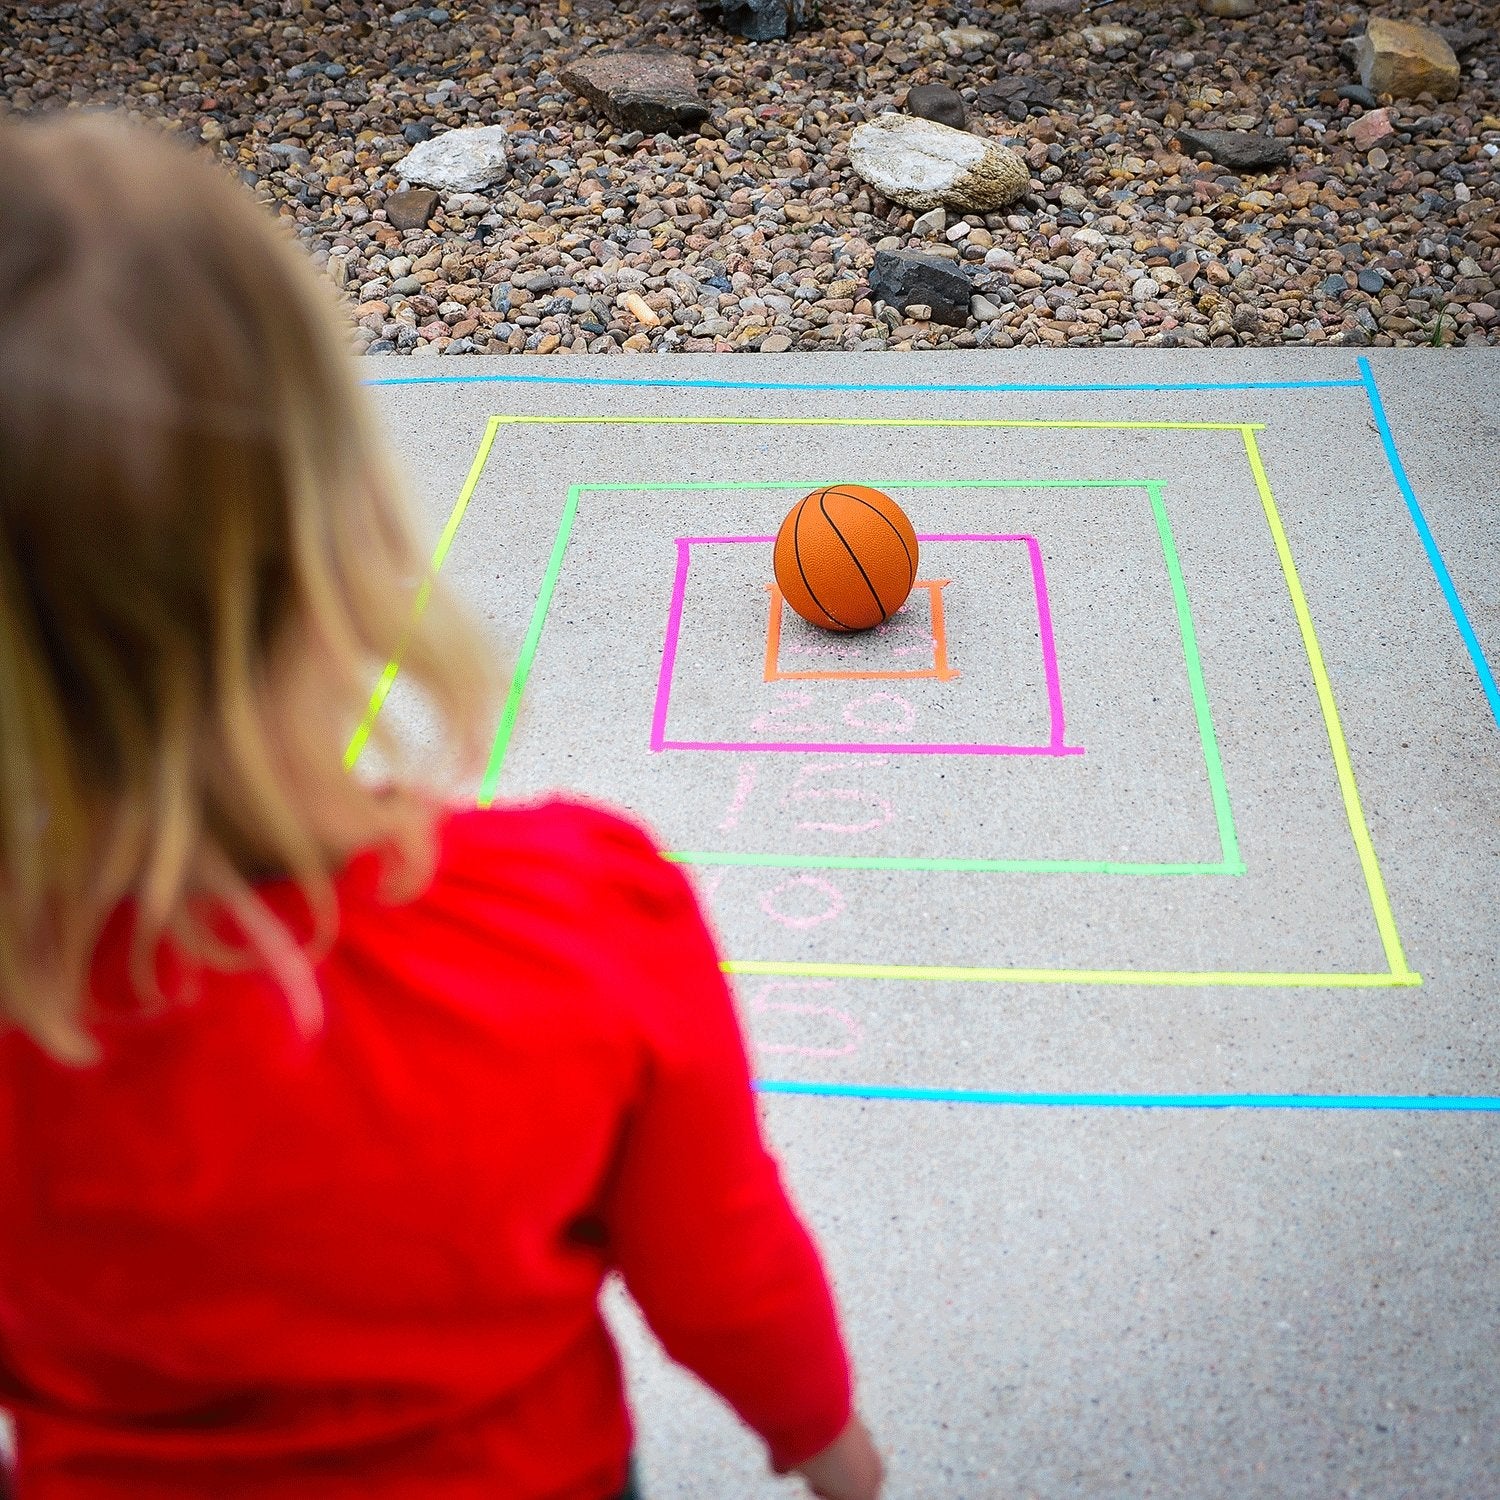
4;0;1498;354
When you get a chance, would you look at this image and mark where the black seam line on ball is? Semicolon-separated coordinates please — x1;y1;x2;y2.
839;490;916;593
793;497;854;631
819;489;888;625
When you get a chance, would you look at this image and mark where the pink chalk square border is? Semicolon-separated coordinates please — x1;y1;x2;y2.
650;534;1084;757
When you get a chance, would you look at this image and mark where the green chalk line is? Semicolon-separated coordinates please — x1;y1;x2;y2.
479;481;583;805
1148;481;1240;871
581;478;1168;492
482;474;1243;875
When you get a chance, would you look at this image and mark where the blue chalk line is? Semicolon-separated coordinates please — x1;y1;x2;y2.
756;1080;1500;1112
1358;357;1499;728
364;370;1366;394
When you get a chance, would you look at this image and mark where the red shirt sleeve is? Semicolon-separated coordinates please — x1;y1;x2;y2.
580;813;852;1473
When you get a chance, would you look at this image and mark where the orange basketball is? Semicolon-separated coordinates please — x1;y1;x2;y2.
773;485;919;633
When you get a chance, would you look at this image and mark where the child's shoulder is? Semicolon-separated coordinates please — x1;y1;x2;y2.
429;796;689;929
387;799;707;1039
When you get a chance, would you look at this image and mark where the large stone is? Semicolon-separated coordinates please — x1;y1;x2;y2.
1174;126;1291;171
906;83;966;131
869;250;972;326
560;49;709;136
1356;17;1460;102
395;127;509;192
383;187;440;231
697;0;804;40
849;113;1030;213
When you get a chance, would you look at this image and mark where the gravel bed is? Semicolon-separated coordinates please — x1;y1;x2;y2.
4;0;1498;353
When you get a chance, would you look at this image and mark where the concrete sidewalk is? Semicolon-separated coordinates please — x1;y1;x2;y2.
365;349;1499;1499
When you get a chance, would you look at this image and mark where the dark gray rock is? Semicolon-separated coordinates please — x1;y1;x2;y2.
870;250;972;326
1174;126;1291;171
973;76;1056;119
384;187;440;230
1438;25;1490;57
267;141;312;167
1357;269;1386;294
907;83;966;131
560;50;709;136
1337;83;1379;109
698;0;808;40
1319;273;1349;296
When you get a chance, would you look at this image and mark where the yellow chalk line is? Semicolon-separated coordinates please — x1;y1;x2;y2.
724;962;1421;988
1240;426;1415;981
344;415;503;769
490;415;1266;433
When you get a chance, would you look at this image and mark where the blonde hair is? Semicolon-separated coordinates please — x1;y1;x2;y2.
0;112;499;1061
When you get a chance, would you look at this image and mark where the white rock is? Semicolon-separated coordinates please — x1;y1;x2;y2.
849;113;1030;213
396;127;511;192
938;26;1000;51
1081;24;1142;52
912;206;947;237
970;294;1005;320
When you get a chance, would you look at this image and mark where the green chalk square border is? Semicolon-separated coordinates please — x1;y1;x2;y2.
493;476;1244;879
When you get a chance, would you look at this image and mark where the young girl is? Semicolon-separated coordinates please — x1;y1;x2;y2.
0;114;883;1500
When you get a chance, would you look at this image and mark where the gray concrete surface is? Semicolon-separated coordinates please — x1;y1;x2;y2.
365;350;1499;1500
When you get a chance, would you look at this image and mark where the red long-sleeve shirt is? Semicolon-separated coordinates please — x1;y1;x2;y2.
0;801;851;1499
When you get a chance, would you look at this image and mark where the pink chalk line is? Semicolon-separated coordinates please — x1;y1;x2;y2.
651;535;1081;757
